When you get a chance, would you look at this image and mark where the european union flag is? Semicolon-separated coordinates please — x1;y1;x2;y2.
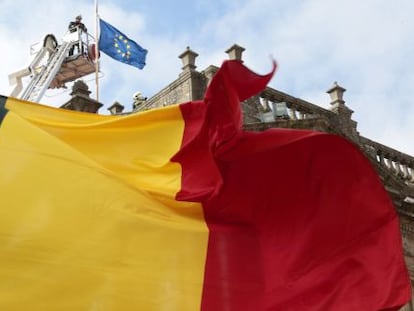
99;18;147;69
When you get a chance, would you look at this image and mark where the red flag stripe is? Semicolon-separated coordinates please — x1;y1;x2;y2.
174;60;411;310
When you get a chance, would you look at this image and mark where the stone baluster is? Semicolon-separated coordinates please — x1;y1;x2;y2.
377;151;386;166
391;160;400;176
394;160;404;177
408;166;414;182
401;163;410;179
262;98;271;112
385;157;395;172
288;106;297;120
259;97;274;122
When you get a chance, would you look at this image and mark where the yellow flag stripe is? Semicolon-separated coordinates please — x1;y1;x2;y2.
0;97;209;310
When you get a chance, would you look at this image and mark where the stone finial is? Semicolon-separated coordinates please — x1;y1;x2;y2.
225;44;245;62
327;81;346;106
107;101;124;115
60;80;102;113
326;81;358;137
70;80;91;97
178;46;198;72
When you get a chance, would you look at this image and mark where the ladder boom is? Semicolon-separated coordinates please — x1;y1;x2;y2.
8;27;98;103
21;41;71;102
8;45;49;98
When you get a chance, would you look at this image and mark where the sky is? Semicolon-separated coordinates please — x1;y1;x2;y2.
0;0;413;155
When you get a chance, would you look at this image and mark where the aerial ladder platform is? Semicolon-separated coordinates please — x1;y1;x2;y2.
9;26;99;103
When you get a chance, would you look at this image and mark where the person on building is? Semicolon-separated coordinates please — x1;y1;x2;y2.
68;15;87;56
69;15;87;33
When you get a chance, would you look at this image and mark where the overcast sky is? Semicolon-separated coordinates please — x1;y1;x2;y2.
0;0;413;155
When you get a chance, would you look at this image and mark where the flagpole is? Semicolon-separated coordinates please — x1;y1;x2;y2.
94;0;100;103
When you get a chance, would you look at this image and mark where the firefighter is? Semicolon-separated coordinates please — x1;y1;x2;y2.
68;15;87;56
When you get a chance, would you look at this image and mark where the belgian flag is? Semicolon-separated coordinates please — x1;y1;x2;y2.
0;61;410;310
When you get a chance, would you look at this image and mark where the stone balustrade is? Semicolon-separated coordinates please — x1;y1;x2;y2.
360;136;414;185
256;88;335;123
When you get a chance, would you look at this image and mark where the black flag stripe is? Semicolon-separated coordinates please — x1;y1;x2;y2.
0;95;8;126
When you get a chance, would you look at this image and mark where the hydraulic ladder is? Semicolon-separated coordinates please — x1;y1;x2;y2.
8;27;97;103
20;41;72;103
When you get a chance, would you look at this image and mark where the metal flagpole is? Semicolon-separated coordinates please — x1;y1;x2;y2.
94;0;100;103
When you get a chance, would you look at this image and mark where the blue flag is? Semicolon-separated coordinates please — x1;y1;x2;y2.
99;18;147;69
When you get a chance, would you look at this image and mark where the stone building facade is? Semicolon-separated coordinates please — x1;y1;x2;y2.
65;44;414;310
